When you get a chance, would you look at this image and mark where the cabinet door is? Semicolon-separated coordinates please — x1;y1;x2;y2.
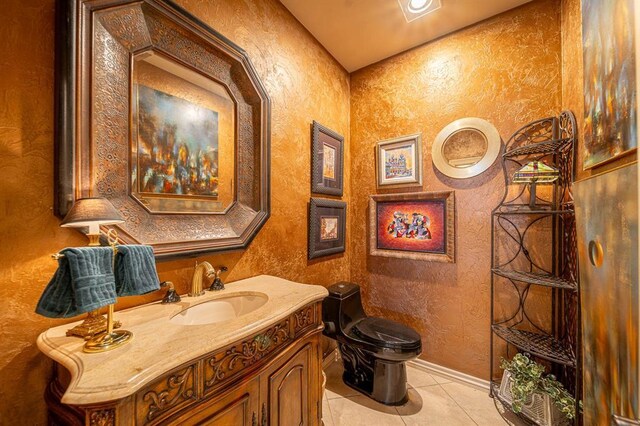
168;376;260;426
266;343;314;426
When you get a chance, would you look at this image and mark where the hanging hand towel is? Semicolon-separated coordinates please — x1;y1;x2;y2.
35;247;116;318
114;245;160;296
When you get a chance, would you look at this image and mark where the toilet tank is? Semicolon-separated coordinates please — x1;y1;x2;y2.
322;282;366;338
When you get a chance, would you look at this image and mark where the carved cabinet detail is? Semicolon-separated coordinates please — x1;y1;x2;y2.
45;302;323;426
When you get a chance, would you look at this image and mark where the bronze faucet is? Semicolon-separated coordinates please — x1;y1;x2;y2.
190;261;216;297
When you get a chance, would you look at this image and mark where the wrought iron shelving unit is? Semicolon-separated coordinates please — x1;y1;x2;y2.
489;111;581;425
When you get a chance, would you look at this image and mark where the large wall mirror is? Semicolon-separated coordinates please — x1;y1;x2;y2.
432;118;500;179
55;0;270;258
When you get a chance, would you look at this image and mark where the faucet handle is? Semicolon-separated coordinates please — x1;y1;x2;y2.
160;281;181;304
208;266;227;292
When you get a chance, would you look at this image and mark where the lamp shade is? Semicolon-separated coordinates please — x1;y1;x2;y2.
61;197;124;229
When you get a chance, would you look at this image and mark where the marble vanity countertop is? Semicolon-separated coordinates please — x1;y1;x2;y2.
36;274;328;405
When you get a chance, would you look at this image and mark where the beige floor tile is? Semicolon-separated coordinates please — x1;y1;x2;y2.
441;382;505;426
322;393;335;426
324;363;361;399
328;395;404;426
430;372;453;385
407;365;439;388
396;386;477;425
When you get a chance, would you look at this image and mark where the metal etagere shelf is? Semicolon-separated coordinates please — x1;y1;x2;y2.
489;111;581;425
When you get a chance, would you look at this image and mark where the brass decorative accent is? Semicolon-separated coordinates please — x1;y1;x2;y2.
65;310;121;340
88;408;115;426
204;320;290;390
142;365;197;421
83;230;133;353
294;307;314;333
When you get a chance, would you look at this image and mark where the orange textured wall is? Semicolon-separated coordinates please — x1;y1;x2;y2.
349;0;562;379
0;0;349;422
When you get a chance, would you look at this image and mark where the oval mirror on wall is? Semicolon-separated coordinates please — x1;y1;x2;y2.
432;118;501;179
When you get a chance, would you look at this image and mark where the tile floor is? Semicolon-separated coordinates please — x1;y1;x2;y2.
322;362;507;426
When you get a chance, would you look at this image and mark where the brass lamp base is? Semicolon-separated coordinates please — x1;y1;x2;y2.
83;330;133;353
66;311;121;340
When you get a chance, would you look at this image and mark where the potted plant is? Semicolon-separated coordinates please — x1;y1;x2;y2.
499;353;579;425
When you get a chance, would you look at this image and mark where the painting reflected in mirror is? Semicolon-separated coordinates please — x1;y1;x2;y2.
132;52;236;214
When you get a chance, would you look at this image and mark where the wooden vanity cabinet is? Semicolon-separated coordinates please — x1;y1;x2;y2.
46;302;323;426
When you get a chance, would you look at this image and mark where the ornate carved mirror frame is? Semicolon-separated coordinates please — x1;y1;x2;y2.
55;0;270;258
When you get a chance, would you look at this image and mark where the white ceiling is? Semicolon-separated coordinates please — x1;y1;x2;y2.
279;0;534;72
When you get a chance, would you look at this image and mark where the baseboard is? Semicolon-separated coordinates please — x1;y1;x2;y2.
322;348;339;369
408;359;490;391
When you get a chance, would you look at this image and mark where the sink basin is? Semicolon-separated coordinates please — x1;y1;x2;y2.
170;293;268;326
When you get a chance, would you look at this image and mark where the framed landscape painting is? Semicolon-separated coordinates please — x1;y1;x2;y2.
582;0;637;169
309;198;346;259
376;134;423;188
369;191;454;262
312;121;344;196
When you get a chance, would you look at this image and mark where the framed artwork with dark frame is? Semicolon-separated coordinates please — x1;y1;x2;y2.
369;191;455;262
312;121;344;196
309;198;346;259
376;133;423;188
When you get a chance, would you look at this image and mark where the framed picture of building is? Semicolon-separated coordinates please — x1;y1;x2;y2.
312;121;344;196
376;134;423;188
369;191;454;262
308;198;346;259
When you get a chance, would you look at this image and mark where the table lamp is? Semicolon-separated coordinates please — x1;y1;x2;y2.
59;197;125;340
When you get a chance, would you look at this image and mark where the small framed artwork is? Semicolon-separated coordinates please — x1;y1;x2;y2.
369;191;454;262
376;133;423;188
312;121;344;196
309;198;346;259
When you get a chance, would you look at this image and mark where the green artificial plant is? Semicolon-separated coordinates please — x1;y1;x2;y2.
500;353;580;420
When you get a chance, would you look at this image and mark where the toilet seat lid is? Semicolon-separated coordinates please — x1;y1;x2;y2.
351;317;421;350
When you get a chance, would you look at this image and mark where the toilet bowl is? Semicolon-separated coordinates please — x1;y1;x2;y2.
322;282;422;405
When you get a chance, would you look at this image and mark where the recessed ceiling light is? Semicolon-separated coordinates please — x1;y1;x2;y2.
408;0;432;13
399;0;442;23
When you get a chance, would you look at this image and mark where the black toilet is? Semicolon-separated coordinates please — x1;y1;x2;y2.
322;282;422;405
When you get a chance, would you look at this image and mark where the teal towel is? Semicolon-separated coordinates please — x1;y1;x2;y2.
114;245;160;296
35;247;116;318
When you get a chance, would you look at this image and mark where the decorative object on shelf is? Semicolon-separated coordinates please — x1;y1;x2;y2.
582;0;637;169
55;0;270;258
574;163;638;425
57;197;124;338
369;191;454;262
432;117;501;179
312;121;344;196
490;111;581;424
375;133;423;188
498;353;578;425
512;161;560;207
308;198;346;259
512;161;559;184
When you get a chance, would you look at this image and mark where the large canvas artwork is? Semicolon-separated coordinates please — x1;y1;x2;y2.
135;85;220;197
582;0;637;169
369;192;455;262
